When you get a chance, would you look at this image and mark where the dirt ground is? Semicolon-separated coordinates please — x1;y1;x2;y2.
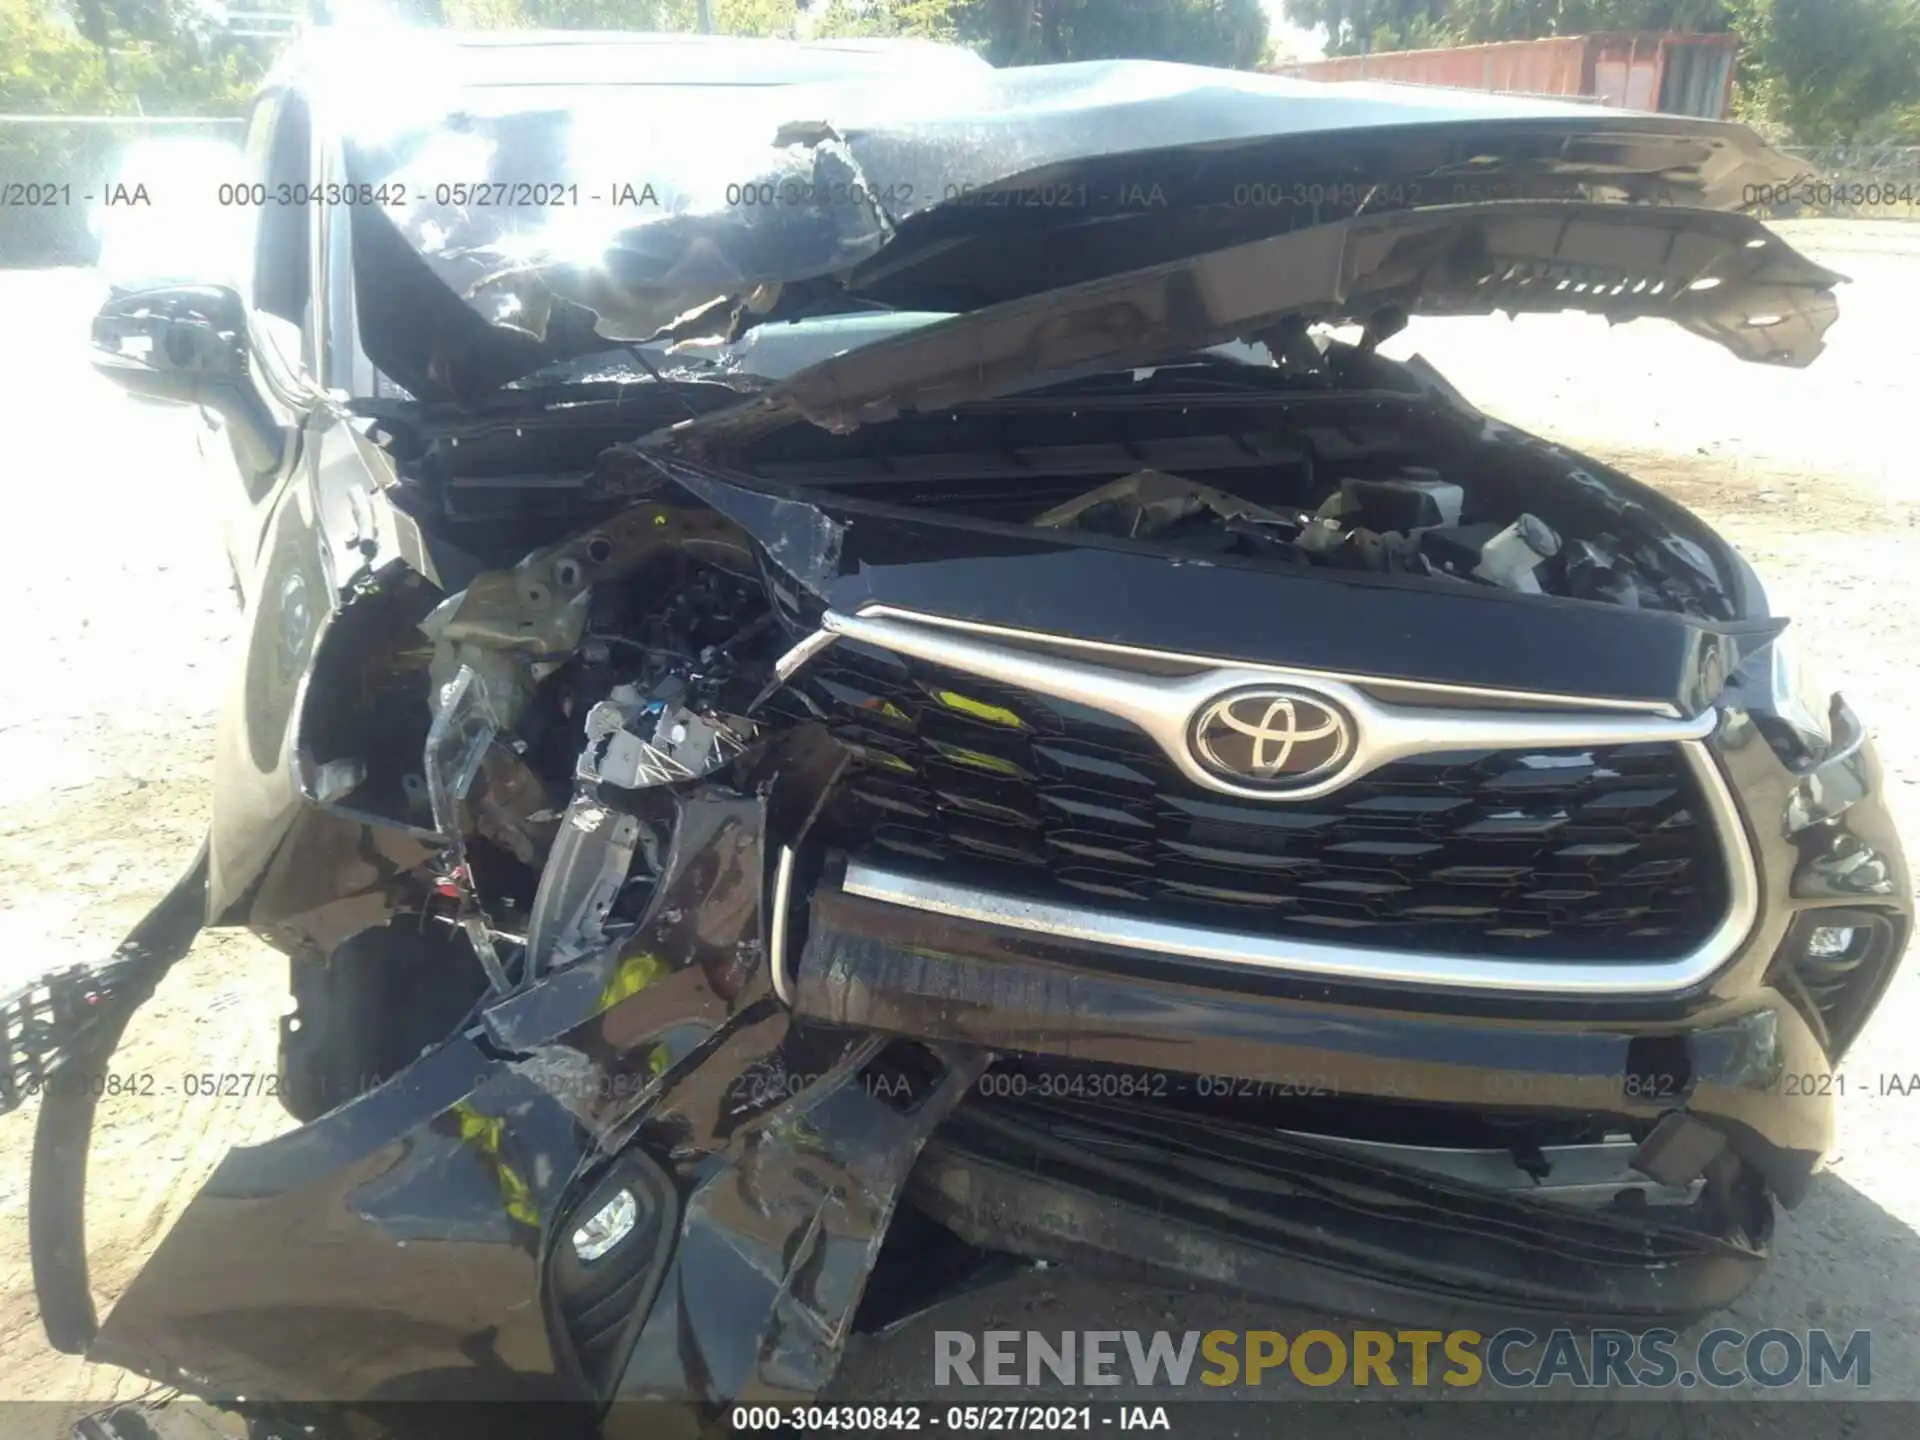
0;220;1917;1431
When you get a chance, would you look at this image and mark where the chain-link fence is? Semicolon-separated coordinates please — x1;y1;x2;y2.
1764;144;1920;220
0;116;245;267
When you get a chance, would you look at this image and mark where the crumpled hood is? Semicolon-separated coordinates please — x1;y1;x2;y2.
650;200;1841;444
346;57;1840;408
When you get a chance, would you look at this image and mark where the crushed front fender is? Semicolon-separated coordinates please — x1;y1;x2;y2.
56;787;984;1435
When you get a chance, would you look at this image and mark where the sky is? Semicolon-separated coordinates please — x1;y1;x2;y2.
1261;0;1327;61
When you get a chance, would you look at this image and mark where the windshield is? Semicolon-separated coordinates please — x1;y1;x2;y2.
334;26;1007;353
348;91;908;346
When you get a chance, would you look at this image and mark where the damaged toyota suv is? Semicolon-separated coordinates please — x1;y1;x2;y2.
11;24;1911;1435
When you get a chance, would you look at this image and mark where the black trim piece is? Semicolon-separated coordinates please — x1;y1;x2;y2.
31;840;210;1355
911;1096;1768;1328
1778;907;1909;1058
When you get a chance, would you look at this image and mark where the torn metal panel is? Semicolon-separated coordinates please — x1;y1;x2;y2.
520;682;760;983
240;809;445;962
652;460;847;599
86;1038;588;1402
67;798;975;1419
487;789;765;1057
606;1040;988;1407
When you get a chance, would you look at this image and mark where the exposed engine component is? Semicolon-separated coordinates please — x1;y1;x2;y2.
577;686;758;790
417;539;778;991
1472;514;1563;593
1032;466;1527;584
1326;469;1464;531
1414;513;1564;594
524;682;759;977
1033;467;1294;538
1027;462;1720;612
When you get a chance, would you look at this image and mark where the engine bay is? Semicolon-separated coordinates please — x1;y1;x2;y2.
1021;463;1728;612
283;350;1756;1109
367;344;1741;625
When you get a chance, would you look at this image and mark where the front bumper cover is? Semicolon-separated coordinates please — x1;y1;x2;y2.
791;876;1831;1208
19;717;1910;1425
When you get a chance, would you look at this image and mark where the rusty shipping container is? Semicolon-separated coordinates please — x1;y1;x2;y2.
1275;33;1739;118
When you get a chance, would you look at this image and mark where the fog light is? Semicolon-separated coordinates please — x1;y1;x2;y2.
1806;926;1859;960
571;1188;637;1262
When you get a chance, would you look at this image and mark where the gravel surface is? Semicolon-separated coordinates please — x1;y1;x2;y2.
0;220;1916;1432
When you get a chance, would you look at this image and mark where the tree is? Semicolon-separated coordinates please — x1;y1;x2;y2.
815;0;1270;67
810;0;957;40
0;0;117;112
445;0;801;31
1862;99;1920;141
1;0;266;113
1;0;232;261
1277;0;1448;55
701;0;803;32
1442;0;1728;42
1281;0;1731;55
392;0;1274;66
1726;0;1920;141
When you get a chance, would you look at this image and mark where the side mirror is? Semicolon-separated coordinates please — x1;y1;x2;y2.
91;285;284;474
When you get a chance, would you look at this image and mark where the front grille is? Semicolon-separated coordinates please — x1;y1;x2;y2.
787;640;1729;961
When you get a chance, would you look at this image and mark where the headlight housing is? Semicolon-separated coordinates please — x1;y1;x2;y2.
1766;634;1836;764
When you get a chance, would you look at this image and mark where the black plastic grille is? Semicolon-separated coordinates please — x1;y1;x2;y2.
789;641;1729;960
1;966;105;1117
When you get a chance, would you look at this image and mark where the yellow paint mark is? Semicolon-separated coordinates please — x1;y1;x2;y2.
931;743;1027;778
599;951;668;1011
930;688;1025;729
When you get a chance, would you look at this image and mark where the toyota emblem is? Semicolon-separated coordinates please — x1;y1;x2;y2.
1190;687;1354;788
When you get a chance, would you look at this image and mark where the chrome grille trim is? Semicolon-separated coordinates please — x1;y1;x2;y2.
809;608;1756;990
821;609;1713;804
769;845;798;1006
848;606;1684;717
841;739;1757;995
773;629;840;682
